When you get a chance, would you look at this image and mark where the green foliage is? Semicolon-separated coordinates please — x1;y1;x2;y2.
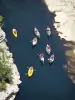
0;80;7;90
0;15;3;22
0;50;13;90
0;15;4;28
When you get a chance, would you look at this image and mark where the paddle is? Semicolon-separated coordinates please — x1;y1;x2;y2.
25;73;27;75
48;58;50;61
24;64;29;69
37;54;39;56
44;29;46;31
34;69;36;72
29;41;32;43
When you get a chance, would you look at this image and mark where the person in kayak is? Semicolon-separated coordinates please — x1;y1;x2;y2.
40;53;44;57
34;28;38;32
47;44;51;49
30;67;33;70
34;38;37;42
46;27;50;31
14;29;17;33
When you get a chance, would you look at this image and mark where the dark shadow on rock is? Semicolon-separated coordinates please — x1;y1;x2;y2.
0;0;75;100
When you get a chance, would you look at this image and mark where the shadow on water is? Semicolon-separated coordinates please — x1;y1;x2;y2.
0;0;75;100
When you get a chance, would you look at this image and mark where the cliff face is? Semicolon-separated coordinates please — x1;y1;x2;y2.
44;0;75;41
44;0;75;84
0;27;21;100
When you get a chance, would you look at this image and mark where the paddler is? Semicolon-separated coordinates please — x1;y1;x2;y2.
13;29;17;33
46;27;50;31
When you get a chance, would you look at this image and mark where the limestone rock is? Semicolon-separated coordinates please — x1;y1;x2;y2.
0;27;22;100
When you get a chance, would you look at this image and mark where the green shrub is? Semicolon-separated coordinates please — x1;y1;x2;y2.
0;15;3;22
0;52;13;90
0;15;4;28
0;80;7;90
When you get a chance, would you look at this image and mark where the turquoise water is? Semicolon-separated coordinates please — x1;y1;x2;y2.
1;0;75;100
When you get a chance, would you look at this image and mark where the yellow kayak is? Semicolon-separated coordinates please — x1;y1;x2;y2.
28;66;34;77
12;29;18;37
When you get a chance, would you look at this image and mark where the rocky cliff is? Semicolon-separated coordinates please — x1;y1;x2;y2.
0;27;21;100
44;0;75;41
44;0;75;84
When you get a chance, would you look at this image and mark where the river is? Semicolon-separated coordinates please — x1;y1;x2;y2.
0;0;75;100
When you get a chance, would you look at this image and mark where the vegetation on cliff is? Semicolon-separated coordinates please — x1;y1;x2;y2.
0;47;13;90
0;15;4;28
0;15;12;90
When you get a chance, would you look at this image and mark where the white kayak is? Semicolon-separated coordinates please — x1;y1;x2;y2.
46;27;51;36
38;53;44;64
30;37;37;46
48;54;54;64
46;44;51;55
34;28;40;39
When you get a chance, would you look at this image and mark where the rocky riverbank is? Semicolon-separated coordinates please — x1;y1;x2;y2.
44;0;75;83
0;27;21;100
44;0;75;41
